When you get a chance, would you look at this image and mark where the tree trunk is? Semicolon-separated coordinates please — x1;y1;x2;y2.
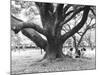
42;40;65;61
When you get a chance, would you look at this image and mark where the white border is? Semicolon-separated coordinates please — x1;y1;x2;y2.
24;0;96;5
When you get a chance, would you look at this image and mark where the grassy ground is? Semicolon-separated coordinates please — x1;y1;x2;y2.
11;48;96;74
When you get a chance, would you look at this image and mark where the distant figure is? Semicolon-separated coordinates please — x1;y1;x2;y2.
75;50;81;58
80;47;86;57
67;48;73;58
75;48;86;58
67;48;77;58
70;48;73;51
82;48;86;51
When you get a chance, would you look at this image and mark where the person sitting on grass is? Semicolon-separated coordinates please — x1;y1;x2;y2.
67;48;73;58
67;48;76;59
80;47;86;57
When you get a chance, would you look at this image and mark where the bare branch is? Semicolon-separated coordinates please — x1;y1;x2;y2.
72;35;78;48
77;32;82;36
67;24;71;30
90;8;96;16
61;6;90;43
61;6;87;26
62;25;70;32
77;19;95;46
64;4;72;13
77;27;88;46
87;23;96;29
63;10;74;19
11;15;23;22
86;16;96;30
62;28;67;33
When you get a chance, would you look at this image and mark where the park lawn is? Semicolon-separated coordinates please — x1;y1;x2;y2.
11;48;96;74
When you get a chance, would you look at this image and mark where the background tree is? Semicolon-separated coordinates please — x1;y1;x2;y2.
11;1;95;62
84;31;96;50
11;30;23;51
63;11;95;55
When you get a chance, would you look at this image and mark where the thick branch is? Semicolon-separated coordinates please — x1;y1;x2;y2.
61;6;88;26
54;4;64;37
11;15;47;36
21;28;47;49
61;6;90;43
22;22;47;36
11;15;24;33
55;4;64;21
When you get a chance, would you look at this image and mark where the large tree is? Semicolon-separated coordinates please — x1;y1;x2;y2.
11;2;95;61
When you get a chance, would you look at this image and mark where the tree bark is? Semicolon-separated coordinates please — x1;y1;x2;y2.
21;28;47;50
42;39;65;61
